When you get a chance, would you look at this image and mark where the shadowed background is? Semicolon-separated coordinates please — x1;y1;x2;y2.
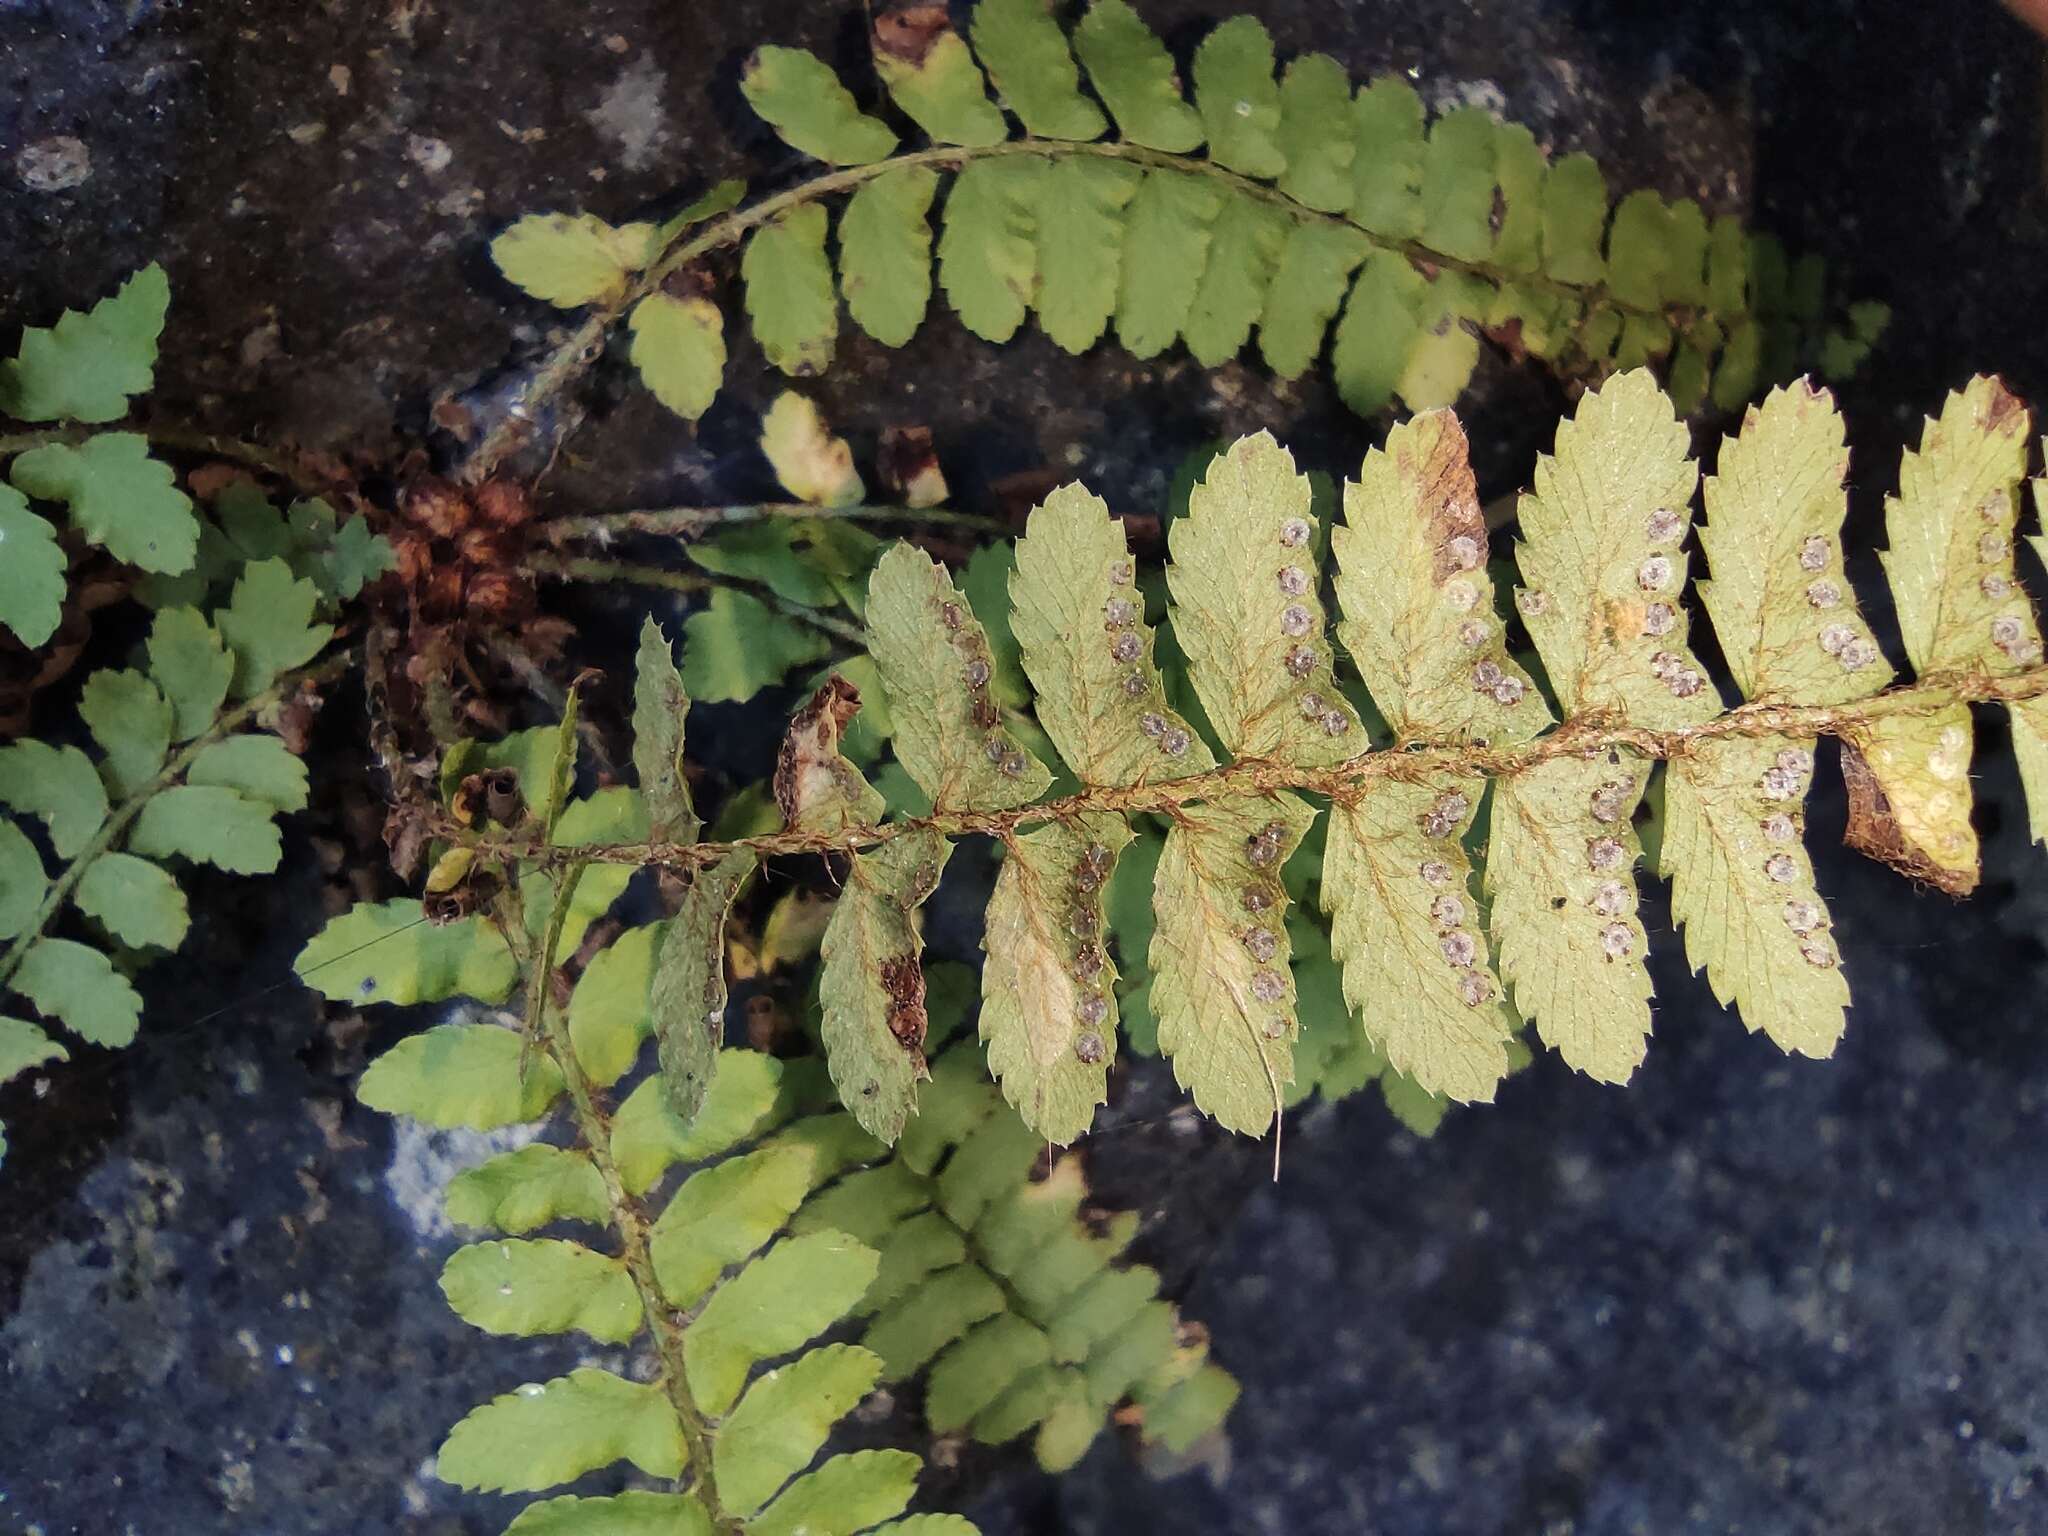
3;1;2047;1532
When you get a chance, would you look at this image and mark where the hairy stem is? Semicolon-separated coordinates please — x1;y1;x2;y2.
512;881;735;1530
0;646;359;991
523;553;868;645
439;664;2048;872
542;503;1012;544
0;423;336;496
464;137;1696;482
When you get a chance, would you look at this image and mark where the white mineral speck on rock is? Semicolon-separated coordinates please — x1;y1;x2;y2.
17;137;91;193
385;1115;541;1238
407;135;452;174
587;55;670;173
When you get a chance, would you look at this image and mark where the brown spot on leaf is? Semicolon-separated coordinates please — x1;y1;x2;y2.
1839;738;1978;897
874;4;952;65
879;953;928;1052
660;264;718;303
1602;595;1651;643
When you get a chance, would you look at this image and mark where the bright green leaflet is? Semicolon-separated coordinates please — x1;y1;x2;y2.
80;666;172;798
1;263;168;423
0;485;65;648
1114;170;1223;359
1276;53;1355;212
435;1369;686;1493
0;741;109;858
490;213;652;307
937;157;1043;343
127;785;282;875
1034;157;1142;354
144;607;233;741
969;0;1106;140
295;900;518;1006
743;204;838;376
357;1023;565;1131
740;46;897;165
0;822;46;941
76;851;188;950
1191;16;1285;178
680;588;831;704
440;1238;643;1343
215;557;333;696
682;1230;881;1415
13;938;143;1047
185;735;307;815
1259;221;1368;382
629;293;726;421
714;1343;885;1516
9;432;197;574
839;166;940;347
1071;0;1203;152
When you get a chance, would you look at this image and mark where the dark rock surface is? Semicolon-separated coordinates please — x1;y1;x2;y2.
5;0;2048;1533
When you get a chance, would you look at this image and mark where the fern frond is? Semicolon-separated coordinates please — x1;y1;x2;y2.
482;2;1883;463
1;581;343;1157
426;367;2048;1152
307;726;1232;1528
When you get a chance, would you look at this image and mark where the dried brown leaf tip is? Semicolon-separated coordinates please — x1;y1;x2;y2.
879;952;929;1053
1410;415;1487;585
1840;728;1980;897
1980;374;2025;434
775;674;874;831
873;3;952;63
878;425;950;509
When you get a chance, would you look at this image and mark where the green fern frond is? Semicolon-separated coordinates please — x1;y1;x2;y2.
1;268;390;1160
483;1;1884;437
1;578;346;1155
303;640;1240;1526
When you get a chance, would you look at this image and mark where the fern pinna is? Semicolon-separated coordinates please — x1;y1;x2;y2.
477;0;1885;474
